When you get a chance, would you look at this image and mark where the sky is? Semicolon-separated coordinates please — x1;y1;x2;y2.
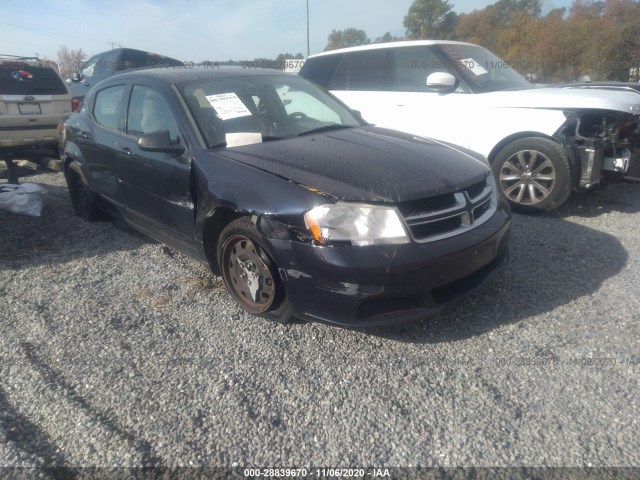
1;0;573;63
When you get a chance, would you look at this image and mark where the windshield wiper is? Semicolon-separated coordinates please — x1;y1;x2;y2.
297;124;353;136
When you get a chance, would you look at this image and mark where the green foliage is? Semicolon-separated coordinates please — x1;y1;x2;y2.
373;32;406;44
454;0;640;81
403;0;458;39
324;28;371;51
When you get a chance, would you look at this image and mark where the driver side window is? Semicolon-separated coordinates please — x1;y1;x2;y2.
393;46;454;92
127;85;181;142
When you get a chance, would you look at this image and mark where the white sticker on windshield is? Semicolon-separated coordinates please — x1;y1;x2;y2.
460;58;488;76
225;132;263;147
205;93;252;120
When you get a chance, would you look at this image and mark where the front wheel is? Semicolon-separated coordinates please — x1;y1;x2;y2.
492;137;573;213
217;217;292;323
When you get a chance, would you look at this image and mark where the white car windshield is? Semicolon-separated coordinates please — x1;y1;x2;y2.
436;44;533;93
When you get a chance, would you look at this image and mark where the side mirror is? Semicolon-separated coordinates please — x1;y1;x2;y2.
71;72;81;82
351;109;366;123
138;130;185;155
426;72;458;91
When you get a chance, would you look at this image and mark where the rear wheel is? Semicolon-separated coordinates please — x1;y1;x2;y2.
217;217;292;323
67;170;101;221
492;137;573;212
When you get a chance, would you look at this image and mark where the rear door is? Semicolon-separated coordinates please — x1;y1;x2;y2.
80;83;127;200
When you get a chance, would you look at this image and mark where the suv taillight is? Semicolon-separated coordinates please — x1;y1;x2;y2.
72;97;79;111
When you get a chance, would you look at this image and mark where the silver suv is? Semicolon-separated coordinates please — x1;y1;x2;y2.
1;55;72;181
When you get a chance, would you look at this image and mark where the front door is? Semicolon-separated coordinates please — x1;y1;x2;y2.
116;84;195;245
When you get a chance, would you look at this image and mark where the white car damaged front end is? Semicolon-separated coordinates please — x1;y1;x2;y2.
469;88;640;189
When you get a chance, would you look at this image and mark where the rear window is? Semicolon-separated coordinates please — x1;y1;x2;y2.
93;85;125;130
299;54;343;89
345;50;392;91
0;65;67;95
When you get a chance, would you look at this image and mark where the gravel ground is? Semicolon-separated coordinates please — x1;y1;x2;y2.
0;170;639;471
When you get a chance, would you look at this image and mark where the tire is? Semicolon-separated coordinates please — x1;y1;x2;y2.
492;137;573;213
67;169;101;221
217;217;292;323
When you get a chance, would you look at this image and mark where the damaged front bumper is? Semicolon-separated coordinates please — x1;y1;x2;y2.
560;110;640;188
264;201;511;328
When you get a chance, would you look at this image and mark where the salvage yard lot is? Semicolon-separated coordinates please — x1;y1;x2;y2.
1;171;639;468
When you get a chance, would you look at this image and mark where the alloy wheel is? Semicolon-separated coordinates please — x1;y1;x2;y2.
499;149;556;205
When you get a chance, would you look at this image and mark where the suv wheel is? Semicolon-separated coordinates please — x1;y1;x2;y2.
492;137;573;212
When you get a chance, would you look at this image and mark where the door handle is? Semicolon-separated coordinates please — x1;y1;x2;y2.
121;147;132;155
79;131;90;138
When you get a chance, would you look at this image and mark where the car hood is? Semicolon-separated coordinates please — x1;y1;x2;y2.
215;126;490;203
478;87;640;113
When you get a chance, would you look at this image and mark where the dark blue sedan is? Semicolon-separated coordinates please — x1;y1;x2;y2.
61;67;510;327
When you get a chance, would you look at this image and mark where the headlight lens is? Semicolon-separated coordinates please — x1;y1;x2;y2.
303;203;409;246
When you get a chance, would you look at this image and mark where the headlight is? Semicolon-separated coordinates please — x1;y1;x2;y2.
303;203;409;246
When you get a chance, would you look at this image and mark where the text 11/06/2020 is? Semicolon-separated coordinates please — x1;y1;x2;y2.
243;468;391;477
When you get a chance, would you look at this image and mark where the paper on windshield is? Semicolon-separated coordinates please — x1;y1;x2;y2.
205;93;252;120
225;132;263;147
460;58;488;76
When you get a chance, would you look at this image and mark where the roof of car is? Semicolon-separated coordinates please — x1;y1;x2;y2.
0;55;56;68
89;47;180;58
107;66;297;85
307;40;477;58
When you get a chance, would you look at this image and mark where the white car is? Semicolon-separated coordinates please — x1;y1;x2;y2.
300;41;640;212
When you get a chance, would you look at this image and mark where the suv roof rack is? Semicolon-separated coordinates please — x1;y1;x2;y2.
0;54;41;60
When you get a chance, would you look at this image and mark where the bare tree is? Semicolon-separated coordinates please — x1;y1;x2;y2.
57;45;87;79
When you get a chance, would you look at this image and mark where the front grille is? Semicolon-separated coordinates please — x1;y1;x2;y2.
399;175;496;242
398;193;458;218
466;178;488;199
410;215;463;238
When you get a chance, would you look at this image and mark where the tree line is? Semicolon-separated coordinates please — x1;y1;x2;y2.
325;0;640;82
53;0;640;83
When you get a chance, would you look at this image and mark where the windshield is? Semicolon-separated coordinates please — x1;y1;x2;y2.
178;74;363;148
436;44;532;93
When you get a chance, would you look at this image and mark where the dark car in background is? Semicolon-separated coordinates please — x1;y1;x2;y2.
67;48;183;108
61;67;511;328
